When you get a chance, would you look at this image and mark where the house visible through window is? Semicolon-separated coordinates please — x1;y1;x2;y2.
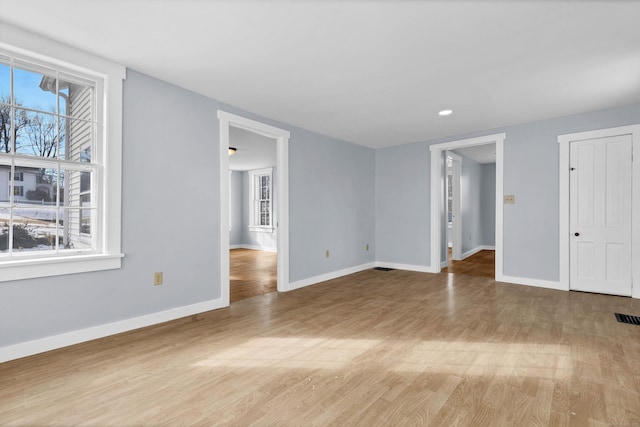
0;26;124;281
0;55;97;254
248;168;273;231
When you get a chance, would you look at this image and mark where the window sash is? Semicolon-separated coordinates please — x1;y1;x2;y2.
0;51;100;259
249;168;273;229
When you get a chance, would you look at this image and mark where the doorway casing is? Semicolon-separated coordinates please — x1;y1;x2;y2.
218;110;290;306
429;133;505;278
558;124;640;299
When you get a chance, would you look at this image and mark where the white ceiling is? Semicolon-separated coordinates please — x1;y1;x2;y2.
2;1;639;149
228;127;276;171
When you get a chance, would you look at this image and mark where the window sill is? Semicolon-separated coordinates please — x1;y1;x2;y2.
249;226;274;233
0;253;124;282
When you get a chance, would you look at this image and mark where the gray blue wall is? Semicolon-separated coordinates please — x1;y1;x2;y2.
459;153;483;255
375;142;430;267
375;102;640;281
290;132;375;279
481;163;496;247
229;170;243;246
1;69;376;348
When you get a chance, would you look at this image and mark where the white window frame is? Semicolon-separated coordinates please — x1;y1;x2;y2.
0;24;125;282
248;167;273;232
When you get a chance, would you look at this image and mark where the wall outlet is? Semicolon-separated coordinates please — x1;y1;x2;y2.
366;244;369;251
154;272;163;286
325;250;330;258
504;195;515;204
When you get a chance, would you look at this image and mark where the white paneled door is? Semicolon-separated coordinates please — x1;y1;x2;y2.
570;135;632;296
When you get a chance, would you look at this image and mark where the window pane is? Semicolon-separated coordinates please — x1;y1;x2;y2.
13;64;58;113
260;200;270;226
12;208;57;251
0;104;13;153
14;109;60;158
0;208;8;252
0;58;9;101
14;167;58;206
0;164;9;203
61;169;91;208
80;146;91;163
59;208;92;250
60;117;92;161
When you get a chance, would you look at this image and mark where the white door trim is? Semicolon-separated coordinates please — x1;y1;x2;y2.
429;133;505;278
218;110;291;305
558;124;640;298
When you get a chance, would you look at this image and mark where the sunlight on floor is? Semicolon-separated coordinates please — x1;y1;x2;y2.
193;337;381;370
192;336;571;380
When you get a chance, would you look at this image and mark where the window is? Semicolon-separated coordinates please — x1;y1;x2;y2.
0;25;124;281
248;168;273;231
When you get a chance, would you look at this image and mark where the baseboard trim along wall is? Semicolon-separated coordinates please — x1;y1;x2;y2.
460;245;495;261
0;297;227;363
496;274;566;292
375;262;433;273
288;262;376;291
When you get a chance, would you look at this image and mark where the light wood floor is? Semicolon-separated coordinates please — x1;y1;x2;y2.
230;248;277;302
2;270;640;426
442;248;495;278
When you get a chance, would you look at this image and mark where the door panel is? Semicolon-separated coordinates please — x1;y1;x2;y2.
570;135;632;296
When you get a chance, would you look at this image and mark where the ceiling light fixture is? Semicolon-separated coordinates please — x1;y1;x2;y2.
229;147;237;156
438;109;453;116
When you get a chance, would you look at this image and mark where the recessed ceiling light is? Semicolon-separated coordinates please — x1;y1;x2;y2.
438;109;453;116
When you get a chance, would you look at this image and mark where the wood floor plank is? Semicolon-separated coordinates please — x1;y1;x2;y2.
230;248;276;302
2;269;640;426
442;249;495;278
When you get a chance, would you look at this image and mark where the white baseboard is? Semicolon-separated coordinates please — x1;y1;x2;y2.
375;261;435;273
230;244;277;252
458;245;495;261
496;274;566;292
0;297;227;363
288;262;375;291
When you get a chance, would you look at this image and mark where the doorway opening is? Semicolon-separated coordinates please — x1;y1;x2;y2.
440;146;497;278
218;111;290;306
228;127;278;302
429;133;505;280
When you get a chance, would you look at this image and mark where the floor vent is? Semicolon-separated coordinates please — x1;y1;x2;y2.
374;267;395;272
615;313;640;325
